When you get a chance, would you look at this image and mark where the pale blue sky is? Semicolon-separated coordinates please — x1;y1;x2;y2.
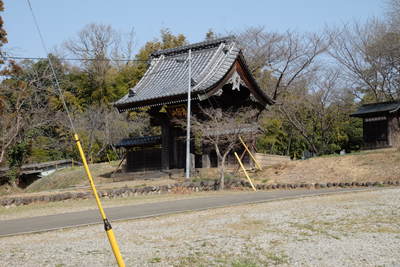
4;0;385;57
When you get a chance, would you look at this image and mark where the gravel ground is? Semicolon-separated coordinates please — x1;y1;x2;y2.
0;188;399;267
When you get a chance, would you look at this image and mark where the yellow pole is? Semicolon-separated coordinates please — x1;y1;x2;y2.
74;134;126;267
239;136;262;170
234;152;257;192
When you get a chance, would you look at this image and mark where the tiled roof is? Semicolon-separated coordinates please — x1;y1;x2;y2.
115;136;161;148
351;101;400;117
114;36;272;111
150;36;235;57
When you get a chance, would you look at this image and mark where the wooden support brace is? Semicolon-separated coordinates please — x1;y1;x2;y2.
112;153;127;177
234;152;257;192
239;136;262;170
234;149;247;174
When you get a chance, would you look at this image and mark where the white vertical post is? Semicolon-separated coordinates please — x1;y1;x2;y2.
185;49;192;179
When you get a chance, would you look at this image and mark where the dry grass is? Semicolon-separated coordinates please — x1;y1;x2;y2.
251;148;400;184
226;218;267;232
24;161;176;194
25;161;121;193
0;161;176;199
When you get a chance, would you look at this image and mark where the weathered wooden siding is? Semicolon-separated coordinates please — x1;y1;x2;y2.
125;148;162;172
388;115;400;147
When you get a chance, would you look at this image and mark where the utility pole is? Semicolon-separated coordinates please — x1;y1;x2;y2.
185;49;192;179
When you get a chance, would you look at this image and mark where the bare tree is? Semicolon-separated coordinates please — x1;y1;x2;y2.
65;24;118;60
72;104;149;162
176;106;259;189
64;24;136;67
328;20;400;102
386;0;400;30
0;60;55;164
64;23;137;103
238;27;329;101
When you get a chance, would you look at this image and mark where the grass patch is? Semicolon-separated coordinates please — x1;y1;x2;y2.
265;251;289;265
175;253;205;267
226;219;267;232
26;162;118;193
290;221;340;240
339;213;400;234
149;257;162;263
232;258;259;267
316;149;384;158
175;250;290;266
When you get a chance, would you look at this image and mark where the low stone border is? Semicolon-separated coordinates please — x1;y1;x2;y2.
1;179;399;207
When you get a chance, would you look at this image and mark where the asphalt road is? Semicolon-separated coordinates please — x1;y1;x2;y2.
0;188;371;237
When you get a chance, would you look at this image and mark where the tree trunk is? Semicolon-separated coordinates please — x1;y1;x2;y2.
0;150;4;164
214;143;226;190
218;155;226;190
219;156;225;190
8;167;21;188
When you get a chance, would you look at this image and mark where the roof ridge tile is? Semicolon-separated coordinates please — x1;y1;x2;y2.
151;36;235;58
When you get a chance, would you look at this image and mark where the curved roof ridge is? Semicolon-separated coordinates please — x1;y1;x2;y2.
128;55;164;96
151;36;235;58
191;43;226;90
361;100;400;106
193;42;237;92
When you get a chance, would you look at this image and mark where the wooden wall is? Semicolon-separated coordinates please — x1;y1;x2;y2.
125;148;162;172
388;115;400;147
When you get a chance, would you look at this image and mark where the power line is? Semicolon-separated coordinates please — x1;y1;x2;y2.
3;55;148;62
4;55;219;110
25;0;76;134
26;1;125;265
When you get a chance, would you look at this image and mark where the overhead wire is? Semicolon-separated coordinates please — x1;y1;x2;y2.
15;6;221;114
25;1;126;266
25;0;76;133
3;57;188;85
3;55;148;62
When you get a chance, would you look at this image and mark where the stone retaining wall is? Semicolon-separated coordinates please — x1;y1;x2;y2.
0;179;399;207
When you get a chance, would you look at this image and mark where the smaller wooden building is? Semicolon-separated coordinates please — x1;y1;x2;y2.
351;101;400;149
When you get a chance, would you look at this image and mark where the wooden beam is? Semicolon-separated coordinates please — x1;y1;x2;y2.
112;153;127;177
234;152;257;192
239;136;262;170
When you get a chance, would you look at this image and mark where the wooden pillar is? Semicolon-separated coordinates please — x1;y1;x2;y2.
202;154;211;168
169;127;178;169
161;119;170;170
250;136;257;168
190;153;196;173
201;144;211;168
